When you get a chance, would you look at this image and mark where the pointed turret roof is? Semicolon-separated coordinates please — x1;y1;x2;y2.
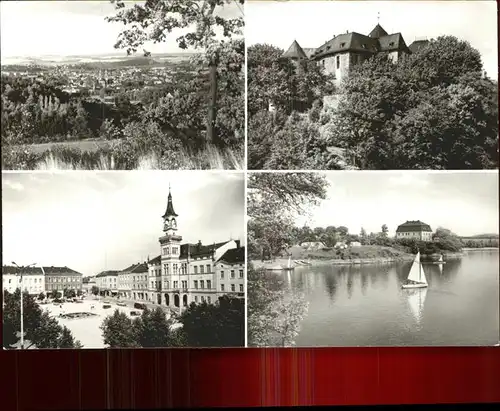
282;40;307;59
369;23;389;39
162;185;178;218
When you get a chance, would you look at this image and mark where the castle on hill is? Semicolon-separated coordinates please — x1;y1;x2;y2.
283;22;429;88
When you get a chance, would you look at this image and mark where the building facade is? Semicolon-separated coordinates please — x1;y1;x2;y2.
95;270;119;296
396;220;433;241
2;266;45;296
145;188;245;311
214;246;245;298
283;23;427;88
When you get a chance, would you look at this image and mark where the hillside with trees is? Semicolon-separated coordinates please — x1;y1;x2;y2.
248;36;498;170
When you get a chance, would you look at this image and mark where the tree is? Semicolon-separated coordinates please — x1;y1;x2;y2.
100;309;139;348
3;289;81;349
52;290;62;299
247;173;328;260
180;295;244;347
38;292;45;301
360;227;367;240
106;0;244;145
63;288;76;299
76;289;83;297
381;224;389;237
247;266;308;347
324;36;498;169
91;286;99;296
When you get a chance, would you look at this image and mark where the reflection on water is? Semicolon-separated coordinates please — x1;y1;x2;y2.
285;250;499;347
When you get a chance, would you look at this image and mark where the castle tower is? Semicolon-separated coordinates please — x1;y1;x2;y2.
282;40;308;73
159;184;183;310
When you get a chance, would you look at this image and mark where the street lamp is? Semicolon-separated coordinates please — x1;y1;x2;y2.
11;262;37;350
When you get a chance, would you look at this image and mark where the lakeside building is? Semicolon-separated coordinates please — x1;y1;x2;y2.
395;220;433;241
214;246;245;297
283;23;428;88
2;265;83;295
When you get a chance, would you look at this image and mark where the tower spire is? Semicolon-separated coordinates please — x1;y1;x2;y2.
377;11;380;24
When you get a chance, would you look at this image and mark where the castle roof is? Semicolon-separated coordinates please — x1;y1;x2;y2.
378;33;408;52
282;40;307;59
369;23;389;39
396;220;433;233
313;32;379;59
302;48;316;59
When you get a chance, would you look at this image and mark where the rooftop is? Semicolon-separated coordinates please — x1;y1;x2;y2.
219;246;245;265
95;270;120;278
396;220;433;233
2;265;82;276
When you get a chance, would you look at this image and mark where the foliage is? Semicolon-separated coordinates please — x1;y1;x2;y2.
3;290;81;349
100;309;139;348
247;173;329;260
180;295;244;347
325;36;498;169
91;286;99;296
38;292;46;301
133;307;177;348
247;266;308;347
52;290;62;299
63;288;76;299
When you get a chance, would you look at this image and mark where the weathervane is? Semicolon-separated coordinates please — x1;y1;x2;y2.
377;12;380;24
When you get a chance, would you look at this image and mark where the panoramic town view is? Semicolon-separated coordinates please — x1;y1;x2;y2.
1;0;244;170
246;1;498;170
2;172;245;349
247;172;499;347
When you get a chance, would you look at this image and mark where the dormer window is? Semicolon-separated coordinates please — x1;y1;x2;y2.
340;42;346;48
326;46;331;50
389;42;395;46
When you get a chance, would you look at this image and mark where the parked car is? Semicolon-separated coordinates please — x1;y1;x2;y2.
130;311;140;316
134;303;146;310
102;304;112;309
117;302;126;307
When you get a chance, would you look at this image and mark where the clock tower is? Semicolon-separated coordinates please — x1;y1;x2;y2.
159;185;183;308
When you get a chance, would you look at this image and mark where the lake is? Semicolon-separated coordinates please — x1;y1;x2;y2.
285;250;499;347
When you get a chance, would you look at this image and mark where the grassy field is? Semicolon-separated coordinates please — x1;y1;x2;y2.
4;141;244;170
17;139;120;154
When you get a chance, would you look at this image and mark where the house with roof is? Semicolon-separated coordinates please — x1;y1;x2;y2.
42;266;83;294
214;246;245;298
2;266;45;296
95;270;120;297
396;220;433;241
283;22;428;88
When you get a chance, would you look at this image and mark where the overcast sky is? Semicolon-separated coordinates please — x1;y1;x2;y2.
294;171;499;237
246;1;498;79
0;0;243;58
2;172;245;277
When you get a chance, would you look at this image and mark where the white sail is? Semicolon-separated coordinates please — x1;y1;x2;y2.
288;255;292;268
438;264;443;274
407;252;422;283
407;288;428;324
438;254;443;262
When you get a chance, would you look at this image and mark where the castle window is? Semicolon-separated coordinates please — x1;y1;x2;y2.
389;42;395;46
340;42;346;48
336;56;340;69
326;46;331;50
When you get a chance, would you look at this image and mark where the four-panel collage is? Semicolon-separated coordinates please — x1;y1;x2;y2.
1;0;498;350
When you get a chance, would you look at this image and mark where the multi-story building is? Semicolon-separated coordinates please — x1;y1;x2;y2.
283;23;428;88
2;266;45;296
95;270;119;297
118;263;140;300
43;266;83;295
396;220;433;241
130;263;149;301
214;246;245;298
146;187;245;311
82;276;96;294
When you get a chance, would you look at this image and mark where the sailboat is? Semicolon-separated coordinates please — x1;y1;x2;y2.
407;287;428;325
281;255;295;271
431;254;446;265
402;251;428;289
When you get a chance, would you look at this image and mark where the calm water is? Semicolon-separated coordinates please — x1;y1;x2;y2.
285;250;499;346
